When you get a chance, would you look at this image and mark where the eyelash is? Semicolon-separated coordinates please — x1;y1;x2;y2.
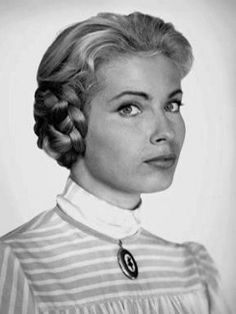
118;100;184;117
165;100;184;113
118;103;141;117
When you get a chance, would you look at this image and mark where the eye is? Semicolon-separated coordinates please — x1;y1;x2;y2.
165;100;183;113
118;103;142;117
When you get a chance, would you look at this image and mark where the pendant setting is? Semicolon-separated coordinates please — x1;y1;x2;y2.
117;241;138;280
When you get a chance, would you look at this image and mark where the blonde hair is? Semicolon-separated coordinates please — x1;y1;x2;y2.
34;12;193;169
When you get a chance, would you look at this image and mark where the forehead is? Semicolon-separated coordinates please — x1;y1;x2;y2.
96;54;182;98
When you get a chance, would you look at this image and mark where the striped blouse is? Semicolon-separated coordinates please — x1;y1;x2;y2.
0;206;230;313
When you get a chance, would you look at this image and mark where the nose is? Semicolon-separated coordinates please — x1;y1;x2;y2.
149;111;175;144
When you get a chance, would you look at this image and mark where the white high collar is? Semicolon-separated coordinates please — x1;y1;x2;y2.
56;177;142;239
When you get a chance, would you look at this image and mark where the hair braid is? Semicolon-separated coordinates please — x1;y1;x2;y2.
34;84;87;168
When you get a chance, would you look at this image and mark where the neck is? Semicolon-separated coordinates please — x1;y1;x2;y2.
70;160;141;210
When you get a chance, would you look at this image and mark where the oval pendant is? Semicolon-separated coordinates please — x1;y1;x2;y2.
117;247;138;280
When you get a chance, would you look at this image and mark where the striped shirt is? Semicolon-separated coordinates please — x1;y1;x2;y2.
0;179;230;313
0;207;230;313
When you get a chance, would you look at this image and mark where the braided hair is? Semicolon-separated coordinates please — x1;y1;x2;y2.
34;12;193;168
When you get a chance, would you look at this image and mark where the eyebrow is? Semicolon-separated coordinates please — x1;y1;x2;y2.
168;89;183;98
109;89;183;102
109;91;150;102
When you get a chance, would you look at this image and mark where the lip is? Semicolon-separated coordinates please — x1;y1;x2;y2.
145;154;177;169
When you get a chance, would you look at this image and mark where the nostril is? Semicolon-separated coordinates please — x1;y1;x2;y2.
149;116;175;144
155;137;167;143
150;129;175;144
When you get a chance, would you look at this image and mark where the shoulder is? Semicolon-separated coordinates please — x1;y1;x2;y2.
0;207;65;260
140;228;181;248
0;207;57;241
0;208;59;264
140;229;219;282
183;241;219;289
0;206;87;270
183;242;216;268
184;242;232;312
0;206;71;283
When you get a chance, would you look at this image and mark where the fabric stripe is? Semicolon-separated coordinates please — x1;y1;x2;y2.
0;208;228;314
11;235;95;254
31;265;197;286
0;246;11;308
0;245;14;313
34;276;200;297
6;228;78;244
33;271;200;294
22;280;29;314
23;254;195;277
12;242;187;260
6;225;74;241
21;221;69;235
8;256;18;314
37;285;203;308
20;246;194;264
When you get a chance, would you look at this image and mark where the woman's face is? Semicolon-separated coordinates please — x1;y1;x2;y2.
81;54;185;195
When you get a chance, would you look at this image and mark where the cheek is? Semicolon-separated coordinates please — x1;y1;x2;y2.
179;116;186;146
174;115;186;149
85;121;138;169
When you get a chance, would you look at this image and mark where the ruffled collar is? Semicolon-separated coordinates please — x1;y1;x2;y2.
56;177;142;239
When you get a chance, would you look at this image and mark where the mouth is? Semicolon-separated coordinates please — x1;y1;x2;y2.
144;154;177;169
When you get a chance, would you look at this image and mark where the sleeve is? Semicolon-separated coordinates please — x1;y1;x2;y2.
0;241;38;314
186;242;231;314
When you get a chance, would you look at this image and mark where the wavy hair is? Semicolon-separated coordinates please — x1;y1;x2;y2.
34;12;193;169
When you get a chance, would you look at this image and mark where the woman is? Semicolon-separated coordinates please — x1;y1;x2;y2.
0;12;230;314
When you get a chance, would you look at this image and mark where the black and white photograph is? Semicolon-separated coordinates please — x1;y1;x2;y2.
0;0;235;313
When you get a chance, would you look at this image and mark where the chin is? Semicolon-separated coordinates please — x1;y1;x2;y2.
139;174;175;194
